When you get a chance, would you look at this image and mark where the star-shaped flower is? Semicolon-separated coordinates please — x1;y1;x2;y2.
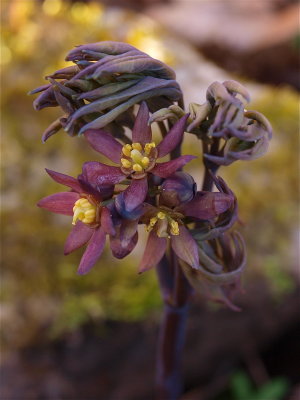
83;102;195;218
37;168;135;275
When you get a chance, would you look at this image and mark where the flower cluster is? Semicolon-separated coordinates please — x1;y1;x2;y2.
37;102;233;276
33;41;272;309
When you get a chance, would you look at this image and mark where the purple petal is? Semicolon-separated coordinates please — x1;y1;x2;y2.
46;169;82;193
33;86;57;110
171;226;199;269
101;207;116;236
84;129;122;163
64;222;94;255
151;155;196;178
37;192;79;215
77;227;106;275
110;231;138;259
157;114;189;158
120;219;139;246
115;192;144;220
178;192;234;220
132;102;152;144
42;119;62;142
123;177;148;212
76;176;104;201
138;230;167;273
28;83;51;95
82;161;125;186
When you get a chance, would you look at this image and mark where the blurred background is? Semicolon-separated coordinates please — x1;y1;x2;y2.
1;0;299;399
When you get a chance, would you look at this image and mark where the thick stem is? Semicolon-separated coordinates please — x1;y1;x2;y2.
155;96;191;399
155;256;192;399
156;254;174;304
155;303;189;400
202;165;218;191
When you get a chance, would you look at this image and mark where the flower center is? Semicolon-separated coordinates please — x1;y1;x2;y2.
120;142;156;173
146;211;180;237
72;198;97;225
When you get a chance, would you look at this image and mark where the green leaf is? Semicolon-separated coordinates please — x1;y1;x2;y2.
255;378;289;400
231;371;254;399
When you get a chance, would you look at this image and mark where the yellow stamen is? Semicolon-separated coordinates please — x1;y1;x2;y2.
141;156;150;168
72;198;97;225
121;141;155;173
132;142;142;151
170;220;179;235
121;158;132;169
122;144;132;157
132;163;143;172
148;211;180;237
146;217;158;232
157;211;166;219
150;217;158;227
144;142;156;155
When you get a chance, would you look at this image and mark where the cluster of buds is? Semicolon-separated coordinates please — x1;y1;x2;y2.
150;80;272;168
29;42;182;142
33;42;272;309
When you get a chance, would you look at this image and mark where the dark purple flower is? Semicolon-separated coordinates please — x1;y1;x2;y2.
138;175;234;272
84;102;195;216
37;168;120;275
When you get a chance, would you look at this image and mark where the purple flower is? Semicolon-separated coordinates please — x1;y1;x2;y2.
84;102;196;216
37;168;119;275
138;174;234;272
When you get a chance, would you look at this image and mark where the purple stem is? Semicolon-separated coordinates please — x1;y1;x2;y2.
155;97;193;399
155;255;192;400
155;302;189;400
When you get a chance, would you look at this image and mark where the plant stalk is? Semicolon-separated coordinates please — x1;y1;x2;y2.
155;255;192;400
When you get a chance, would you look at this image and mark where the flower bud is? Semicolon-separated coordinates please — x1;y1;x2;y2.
149;104;186;125
191;176;238;241
30;41;183;140
204;111;271;166
160;172;197;207
181;231;246;311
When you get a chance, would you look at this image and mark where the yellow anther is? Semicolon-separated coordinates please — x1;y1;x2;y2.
132;163;143;172
144;142;156;155
80;198;90;207
72;198;97;226
141;157;150;168
146;217;158;232
150;217;158;227
170;220;179;235
84;209;96;217
157;212;166;220
121;158;132;169
122;144;132;157
132;142;143;151
82;215;95;224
